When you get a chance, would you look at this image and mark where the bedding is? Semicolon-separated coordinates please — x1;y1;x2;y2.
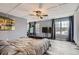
0;38;50;55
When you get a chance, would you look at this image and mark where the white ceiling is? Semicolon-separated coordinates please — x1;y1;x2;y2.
0;3;78;22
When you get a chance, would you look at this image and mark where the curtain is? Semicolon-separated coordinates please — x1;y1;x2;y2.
28;22;36;36
68;16;74;42
33;22;36;35
51;19;55;39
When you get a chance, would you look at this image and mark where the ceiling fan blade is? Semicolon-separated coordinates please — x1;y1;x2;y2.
29;14;35;16
40;16;43;19
33;11;36;12
42;14;48;16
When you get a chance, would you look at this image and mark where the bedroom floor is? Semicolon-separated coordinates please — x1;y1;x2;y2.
47;40;79;55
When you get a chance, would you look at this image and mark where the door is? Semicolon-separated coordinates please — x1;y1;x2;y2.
55;18;69;41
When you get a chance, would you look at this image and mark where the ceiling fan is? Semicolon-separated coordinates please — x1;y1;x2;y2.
29;4;48;19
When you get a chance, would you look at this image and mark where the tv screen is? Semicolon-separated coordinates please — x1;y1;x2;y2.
49;27;52;33
42;27;48;33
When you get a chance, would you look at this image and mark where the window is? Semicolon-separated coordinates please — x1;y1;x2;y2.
30;27;33;33
61;21;69;35
55;18;69;36
55;20;61;34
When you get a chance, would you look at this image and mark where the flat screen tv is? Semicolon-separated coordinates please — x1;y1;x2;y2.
42;27;48;33
49;27;51;33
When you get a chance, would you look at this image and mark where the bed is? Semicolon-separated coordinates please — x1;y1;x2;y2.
0;38;50;55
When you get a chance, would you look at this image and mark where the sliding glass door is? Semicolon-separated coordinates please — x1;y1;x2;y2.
55;18;69;40
55;20;61;35
61;20;69;35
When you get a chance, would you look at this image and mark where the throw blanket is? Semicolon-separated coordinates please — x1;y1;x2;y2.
0;38;50;55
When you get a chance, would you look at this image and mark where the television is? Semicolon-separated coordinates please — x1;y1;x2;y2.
49;27;52;33
42;27;48;33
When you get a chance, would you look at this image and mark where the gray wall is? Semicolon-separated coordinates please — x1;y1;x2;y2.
74;11;79;46
72;9;79;46
0;12;27;40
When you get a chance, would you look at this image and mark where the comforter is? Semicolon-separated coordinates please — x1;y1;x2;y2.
0;38;50;55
